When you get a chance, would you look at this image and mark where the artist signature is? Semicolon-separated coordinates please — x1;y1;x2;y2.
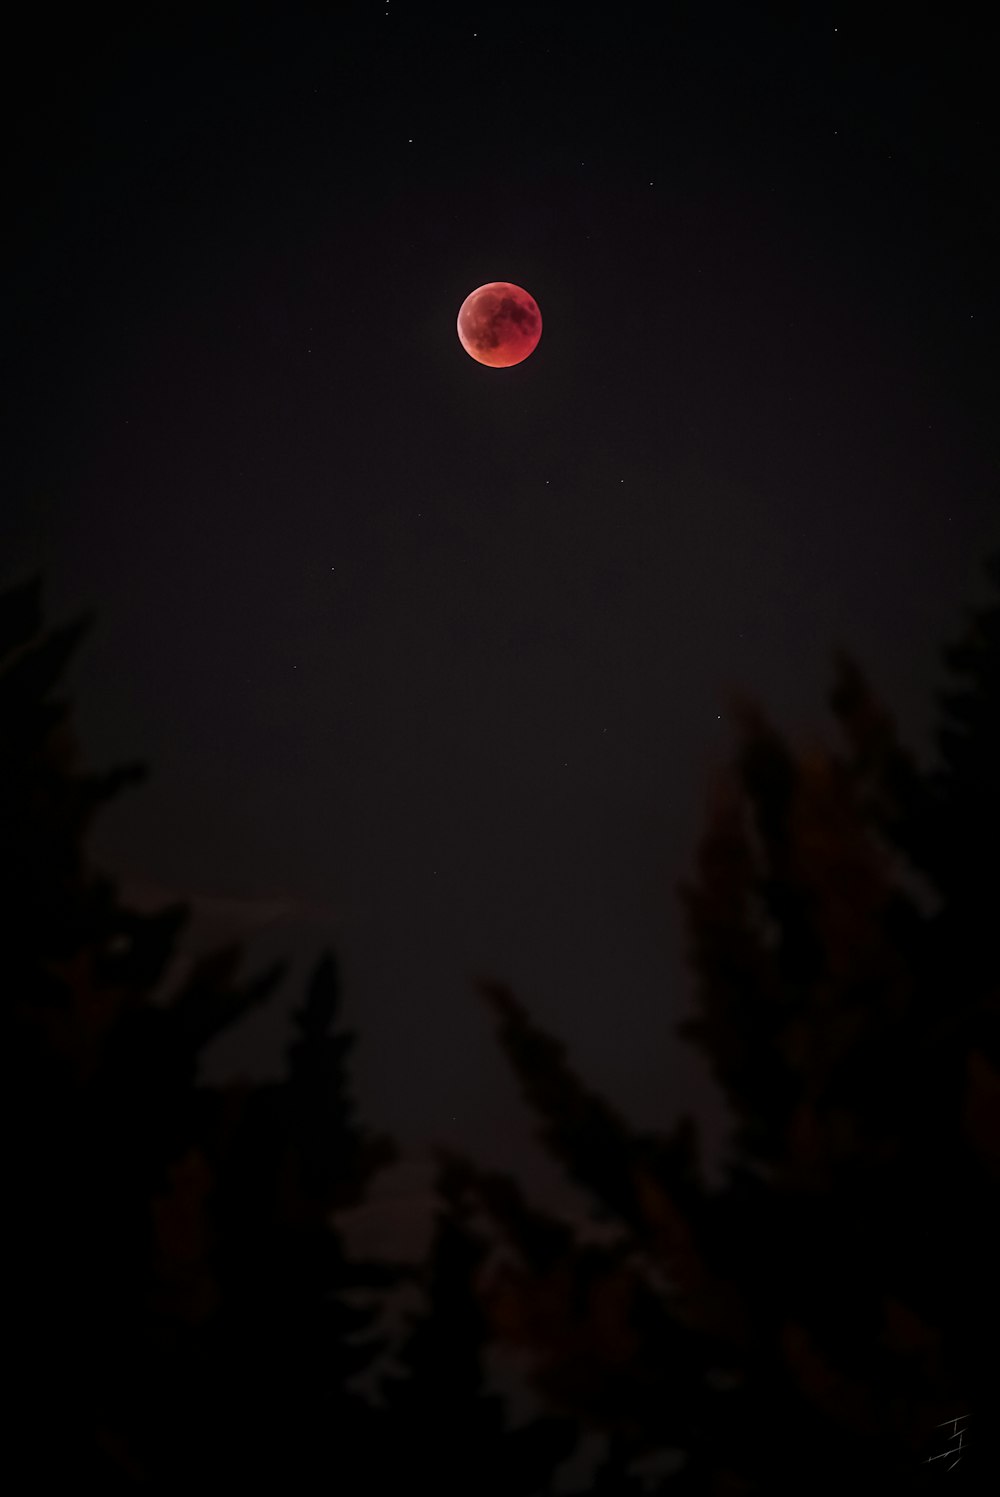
924;1412;970;1473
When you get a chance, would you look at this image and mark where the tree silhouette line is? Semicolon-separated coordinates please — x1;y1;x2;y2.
4;550;998;1492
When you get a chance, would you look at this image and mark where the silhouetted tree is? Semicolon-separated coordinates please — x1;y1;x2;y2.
366;1161;580;1497
2;570;595;1497
2;575;402;1489
9;550;998;1491
446;549;1000;1493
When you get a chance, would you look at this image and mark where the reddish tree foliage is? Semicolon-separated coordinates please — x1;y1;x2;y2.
445;551;1000;1493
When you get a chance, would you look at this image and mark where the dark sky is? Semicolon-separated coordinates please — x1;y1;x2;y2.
5;3;998;1258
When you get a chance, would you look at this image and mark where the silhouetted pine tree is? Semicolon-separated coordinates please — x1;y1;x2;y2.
2;575;403;1490
366;1151;581;1497
446;549;1000;1494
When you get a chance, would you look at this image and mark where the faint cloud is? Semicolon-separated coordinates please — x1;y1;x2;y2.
117;874;351;944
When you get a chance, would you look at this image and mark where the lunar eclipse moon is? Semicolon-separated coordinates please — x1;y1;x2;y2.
457;282;542;367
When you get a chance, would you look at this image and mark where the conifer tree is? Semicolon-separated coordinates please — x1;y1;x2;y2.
367;1155;579;1497
449;550;1000;1493
2;576;402;1489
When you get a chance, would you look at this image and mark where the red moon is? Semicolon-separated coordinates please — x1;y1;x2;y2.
457;282;542;368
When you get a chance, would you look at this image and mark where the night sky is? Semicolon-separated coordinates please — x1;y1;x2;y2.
5;4;998;1259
